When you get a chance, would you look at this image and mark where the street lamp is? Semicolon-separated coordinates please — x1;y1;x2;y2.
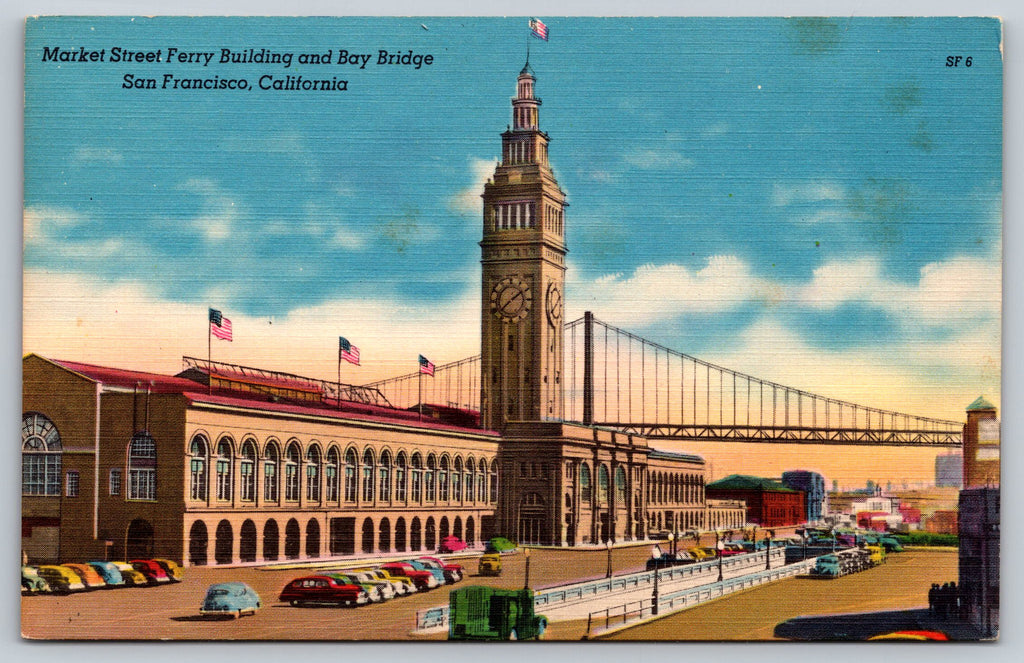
651;560;660;616
523;547;531;590
716;531;724;583
605;540;613;579
765;529;775;570
667;532;675;558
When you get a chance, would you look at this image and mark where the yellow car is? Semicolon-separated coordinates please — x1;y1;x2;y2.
111;561;149;587
478;553;502;576
688;547;710;561
152;558;185;582
36;565;86;593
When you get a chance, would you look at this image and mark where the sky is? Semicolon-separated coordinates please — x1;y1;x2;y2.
23;16;1002;446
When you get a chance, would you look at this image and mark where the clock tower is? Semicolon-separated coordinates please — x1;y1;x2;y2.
481;64;567;430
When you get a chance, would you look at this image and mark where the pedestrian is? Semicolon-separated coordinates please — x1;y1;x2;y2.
939;583;951;618
950;581;960;620
928;583;938;615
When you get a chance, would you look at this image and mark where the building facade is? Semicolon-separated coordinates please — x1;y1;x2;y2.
780;470;827;523
706;475;806;528
934;452;963;488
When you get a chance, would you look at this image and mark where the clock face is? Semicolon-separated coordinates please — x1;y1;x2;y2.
546;282;562;325
491;277;532;322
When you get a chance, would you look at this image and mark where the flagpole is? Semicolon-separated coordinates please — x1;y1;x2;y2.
418;370;423;420
207;313;212;395
337;345;342;410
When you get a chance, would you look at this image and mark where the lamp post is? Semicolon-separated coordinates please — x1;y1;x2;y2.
765;530;775;571
667;532;675;558
523;547;531;590
605;540;613;579
716;531;724;583
652;561;660;616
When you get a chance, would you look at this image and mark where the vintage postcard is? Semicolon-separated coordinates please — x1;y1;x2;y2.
21;16;1001;642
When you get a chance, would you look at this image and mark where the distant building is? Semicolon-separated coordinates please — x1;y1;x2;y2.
705;498;747;531
781;470;827;523
706;475;805;527
925;510;958;535
962;396;999;489
935;452;963;488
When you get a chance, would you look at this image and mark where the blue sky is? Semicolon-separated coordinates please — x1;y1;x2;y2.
23;16;1002;421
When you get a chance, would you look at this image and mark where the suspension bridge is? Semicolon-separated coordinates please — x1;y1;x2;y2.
366;313;962;448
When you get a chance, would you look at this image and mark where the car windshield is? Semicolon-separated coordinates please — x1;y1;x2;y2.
209;589;230;596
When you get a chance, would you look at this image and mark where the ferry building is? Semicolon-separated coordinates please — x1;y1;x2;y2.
22;65;742;566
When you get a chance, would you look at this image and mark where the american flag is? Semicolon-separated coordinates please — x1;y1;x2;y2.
530;18;548;41
339;337;360;365
419;355;435;376
209;308;233;341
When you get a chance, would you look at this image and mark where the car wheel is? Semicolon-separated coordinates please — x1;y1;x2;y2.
508;629;518;641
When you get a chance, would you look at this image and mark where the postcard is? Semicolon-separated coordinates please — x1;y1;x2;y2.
21;16;1001;642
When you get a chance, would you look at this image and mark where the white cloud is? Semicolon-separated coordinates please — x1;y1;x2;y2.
23;205;86;243
771;181;847;207
71;147;124;164
449;158;498;216
179;178;240;243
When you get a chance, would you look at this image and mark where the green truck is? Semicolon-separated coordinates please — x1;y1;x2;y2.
448;586;547;640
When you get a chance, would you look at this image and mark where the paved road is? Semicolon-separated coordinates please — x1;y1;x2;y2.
20;545;955;642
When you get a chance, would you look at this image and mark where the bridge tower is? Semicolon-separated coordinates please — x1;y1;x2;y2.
480;63;567;430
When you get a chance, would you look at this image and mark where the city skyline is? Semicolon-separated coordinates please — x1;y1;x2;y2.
23;17;1002;484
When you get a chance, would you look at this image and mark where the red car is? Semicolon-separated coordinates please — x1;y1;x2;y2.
719;543;747;557
129;559;171;584
278;575;369;607
379;562;438;591
416;556;464;583
437;535;468;554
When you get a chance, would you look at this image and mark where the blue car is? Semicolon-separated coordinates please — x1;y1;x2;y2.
406;560;447;586
87;561;126;588
200;582;261;618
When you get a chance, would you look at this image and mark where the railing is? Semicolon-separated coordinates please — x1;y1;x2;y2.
182;356;393;407
585;555;815;637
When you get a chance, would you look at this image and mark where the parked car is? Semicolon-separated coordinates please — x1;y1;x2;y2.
719;543;747;557
485;537;517;554
379;562;438;591
325;573;386;602
646;552;698;570
438;535;468;554
417;556;464;583
35;565;86;593
200;582;261;617
406;559;447;585
21;566;50;594
61;563;107;589
367;567;418;595
478;553;502;576
111;561;149;587
151;558;184;582
130;559;171;584
694;546;719;559
87;561;126;588
346;571;398;600
278;575;369;607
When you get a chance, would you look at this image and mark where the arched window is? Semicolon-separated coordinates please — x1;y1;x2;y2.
128;431;157;500
326;447;340;502
263;442;280;502
452;457;463;502
411;453;423;503
379;450;392;503
306;445;322;502
188;435;208;501
489;461;498;503
477;459;487;502
361;448;375;502
425;454;437;502
22;413;62;496
215;438;233;501
395;452;408;502
240;439;256;502
597;465;609;505
284;442;300;502
615;466;627;505
344;448;357;503
580;463;592;503
438;456;450;502
465;458;475;503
